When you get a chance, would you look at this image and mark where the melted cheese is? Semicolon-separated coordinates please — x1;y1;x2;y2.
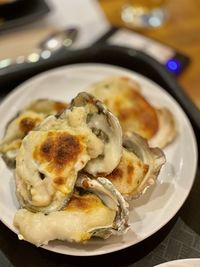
106;149;149;198
88;76;158;140
16;107;104;209
13;193;116;246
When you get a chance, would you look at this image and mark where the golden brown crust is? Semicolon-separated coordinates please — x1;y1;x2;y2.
25;99;68;115
33;132;83;173
53;176;65;186
53;101;68;113
88;76;159;140
19;117;42;135
117;89;158;139
106;149;149;197
107;168;123;181
65;193;102;212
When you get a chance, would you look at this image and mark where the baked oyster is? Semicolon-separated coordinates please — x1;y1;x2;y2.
0;99;68;168
14;175;129;246
88;76;176;148
70;92;122;176
105;132;166;199
16;92;123;214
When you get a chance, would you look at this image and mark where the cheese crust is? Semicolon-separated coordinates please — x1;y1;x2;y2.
14;193;116;245
88;76;158;140
15;107;104;212
106;149;149;198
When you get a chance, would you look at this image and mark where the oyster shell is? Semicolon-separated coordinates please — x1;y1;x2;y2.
70;92;122;176
76;174;129;237
110;131;166;199
15;105;104;214
88;76;177;148
13;176;129;246
0;99;68;168
149;108;177;148
0;111;45;168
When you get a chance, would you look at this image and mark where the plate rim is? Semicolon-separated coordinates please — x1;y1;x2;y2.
0;63;198;256
154;258;200;267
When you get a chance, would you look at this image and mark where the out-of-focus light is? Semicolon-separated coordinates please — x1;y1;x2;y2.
166;59;181;74
0;58;12;68
27;53;40;63
168;60;178;70
16;56;25;64
46;38;59;50
63;38;72;47
41;50;51;59
148;17;162;27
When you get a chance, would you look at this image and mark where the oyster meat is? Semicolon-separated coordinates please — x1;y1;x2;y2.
88;76;176;148
14;176;129;246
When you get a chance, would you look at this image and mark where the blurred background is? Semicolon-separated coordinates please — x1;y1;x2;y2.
0;0;199;109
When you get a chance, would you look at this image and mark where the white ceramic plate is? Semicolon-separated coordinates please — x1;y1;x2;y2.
154;258;200;267
0;63;197;256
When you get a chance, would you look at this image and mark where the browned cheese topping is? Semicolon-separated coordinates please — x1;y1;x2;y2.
33;132;83;174
112;88;158;140
65;193;103;213
19;117;42;135
89;76;159;140
106;149;149;196
53;101;68;113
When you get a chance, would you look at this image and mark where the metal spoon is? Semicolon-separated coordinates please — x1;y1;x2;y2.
0;27;78;69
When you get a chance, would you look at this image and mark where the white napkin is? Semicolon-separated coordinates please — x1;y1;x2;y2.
46;0;111;48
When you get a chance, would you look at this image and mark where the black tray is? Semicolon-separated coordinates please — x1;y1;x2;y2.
0;44;199;141
0;44;200;267
0;0;50;32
